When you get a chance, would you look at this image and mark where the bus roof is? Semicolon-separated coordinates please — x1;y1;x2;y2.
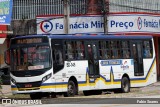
14;34;153;40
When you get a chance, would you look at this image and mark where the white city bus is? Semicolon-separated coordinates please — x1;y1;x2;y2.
5;34;157;99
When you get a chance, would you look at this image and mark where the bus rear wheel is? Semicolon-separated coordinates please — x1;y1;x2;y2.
121;77;130;93
64;80;76;97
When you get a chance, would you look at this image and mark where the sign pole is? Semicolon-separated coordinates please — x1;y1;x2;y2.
102;0;109;35
63;0;70;34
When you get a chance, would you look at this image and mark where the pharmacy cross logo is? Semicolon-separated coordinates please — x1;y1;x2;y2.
137;17;143;30
40;20;53;33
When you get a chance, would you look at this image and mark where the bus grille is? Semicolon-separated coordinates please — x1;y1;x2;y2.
16;81;42;89
18;87;40;91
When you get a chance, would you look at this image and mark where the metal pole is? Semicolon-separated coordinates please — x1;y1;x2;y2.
102;0;109;35
63;0;70;34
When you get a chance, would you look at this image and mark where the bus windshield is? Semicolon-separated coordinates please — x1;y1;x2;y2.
10;45;51;71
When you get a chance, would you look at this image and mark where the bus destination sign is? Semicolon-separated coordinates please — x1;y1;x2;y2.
16;38;42;44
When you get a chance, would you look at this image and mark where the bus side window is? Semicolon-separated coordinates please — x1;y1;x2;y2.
143;40;152;58
121;41;131;59
51;40;64;73
54;49;63;65
76;41;85;60
122;50;130;58
99;41;110;59
110;41;119;59
66;42;75;60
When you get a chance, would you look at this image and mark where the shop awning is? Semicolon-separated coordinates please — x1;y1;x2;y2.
0;38;5;44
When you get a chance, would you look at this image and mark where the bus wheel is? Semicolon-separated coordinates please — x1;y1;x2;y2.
121;77;130;93
30;93;42;99
64;81;76;97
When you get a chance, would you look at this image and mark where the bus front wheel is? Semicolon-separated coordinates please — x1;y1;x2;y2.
64;80;76;97
121;77;130;93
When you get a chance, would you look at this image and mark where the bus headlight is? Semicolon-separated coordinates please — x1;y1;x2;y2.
42;73;52;82
11;77;16;84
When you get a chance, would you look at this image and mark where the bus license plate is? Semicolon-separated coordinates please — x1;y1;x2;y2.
25;84;32;88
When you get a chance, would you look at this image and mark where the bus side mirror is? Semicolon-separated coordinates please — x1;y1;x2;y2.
4;49;10;65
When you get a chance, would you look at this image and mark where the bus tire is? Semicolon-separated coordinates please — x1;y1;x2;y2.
121;77;130;93
64;80;76;97
30;93;42;99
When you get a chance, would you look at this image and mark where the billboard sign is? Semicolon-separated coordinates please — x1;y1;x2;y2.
108;14;160;34
37;16;104;34
37;13;160;34
0;0;13;25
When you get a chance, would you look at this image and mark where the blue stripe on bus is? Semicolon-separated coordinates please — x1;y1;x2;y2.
11;85;17;88
78;81;86;84
41;81;87;86
41;82;68;86
14;34;153;40
48;35;152;40
114;79;121;82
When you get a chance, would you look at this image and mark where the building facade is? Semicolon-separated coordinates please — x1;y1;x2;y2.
8;0;160;35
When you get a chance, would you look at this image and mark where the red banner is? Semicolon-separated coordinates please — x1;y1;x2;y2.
0;25;7;38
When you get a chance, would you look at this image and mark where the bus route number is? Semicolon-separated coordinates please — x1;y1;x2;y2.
67;62;76;67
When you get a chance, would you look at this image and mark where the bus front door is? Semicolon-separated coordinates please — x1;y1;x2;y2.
131;41;144;76
86;41;100;89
